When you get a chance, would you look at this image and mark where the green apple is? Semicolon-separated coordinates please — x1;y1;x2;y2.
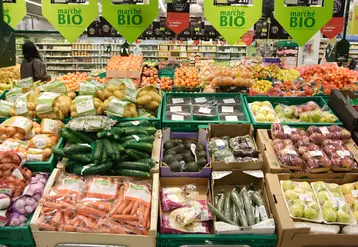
256;113;266;122
265;113;276;122
275;104;284;113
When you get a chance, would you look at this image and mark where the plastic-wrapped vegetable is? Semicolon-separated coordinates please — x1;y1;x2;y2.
208;137;229;155
160;215;211;234
281;180;321;222
161;184;197;212
10;195;38;215
312;181;356;225
66;116;116;132
239;187;255;226
230;188;248;227
229;135;259;158
8;212;27;226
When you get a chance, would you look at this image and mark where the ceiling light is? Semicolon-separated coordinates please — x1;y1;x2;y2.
26;0;42;7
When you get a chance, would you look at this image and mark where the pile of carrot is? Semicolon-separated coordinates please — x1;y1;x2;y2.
37;175;152;235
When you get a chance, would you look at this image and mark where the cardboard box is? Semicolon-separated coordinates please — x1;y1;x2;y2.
328;89;358;131
256;128;358;174
159;177;213;234
160;128;211;177
211;170;275;235
30;168;159;247
266;173;358;247
208;124;264;171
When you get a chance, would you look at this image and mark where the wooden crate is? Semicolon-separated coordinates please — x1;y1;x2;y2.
30;168;159;247
150;130;162;174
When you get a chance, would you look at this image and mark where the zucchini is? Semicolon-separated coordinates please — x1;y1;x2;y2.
64;144;92;155
69;154;92;163
123;136;154;144
123;128;149;136
216;192;225;214
73;162;113;175
93;140;103;165
66;128;93;144
97;130;107;139
230;189;248;227
102;139;115;160
122;134;149;143
61;128;83;143
52;148;65;157
123;142;153;154
111;141;121;161
141;126;156;135
224;192;232;221
116;169;150;178
117;161;150;171
116;120;150;127
126;149;150;160
207;202;238;226
240;188;255;226
111;127;124;136
137;158;156;168
101;144;108;163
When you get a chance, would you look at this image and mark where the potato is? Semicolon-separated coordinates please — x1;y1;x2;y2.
70;105;77;112
119;84;126;90
104;91;113;99
97;90;105;101
107;85;117;92
114;91;124;99
54;102;60;108
96;107;103;114
136;95;152;105
130;108;138;118
9;108;16;116
148;91;161;104
13;132;24;140
53;107;60;113
6;127;16;137
94;101;101;108
123;110;131;118
71;111;78;118
147;101;159;110
68;92;76;100
58;111;64;120
59;102;69;114
27;102;35;111
138;91;148;97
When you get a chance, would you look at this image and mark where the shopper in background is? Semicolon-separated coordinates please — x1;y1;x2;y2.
20;41;51;82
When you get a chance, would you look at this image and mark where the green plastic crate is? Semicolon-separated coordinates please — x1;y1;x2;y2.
0;215;35;247
244;96;343;129
157;234;277;247
0;89;8;100
159;68;174;79
110;99;163;129
162;93;251;132
25;137;64;172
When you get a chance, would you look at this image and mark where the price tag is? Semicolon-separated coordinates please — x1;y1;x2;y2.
283;148;297;155
172;98;184;104
195;97;207;103
170;106;182;112
172;114;184;121
222;106;234;113
319;127;330;135
337;150;351;158
132;135;140;141
223;98;236;104
351;190;358;198
309;150;323;157
298;194;313;202
225;116;238;121
283;125;292;134
130;121;140;126
199;107;212;114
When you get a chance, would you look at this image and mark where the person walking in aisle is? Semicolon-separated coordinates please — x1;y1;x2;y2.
20;41;51;82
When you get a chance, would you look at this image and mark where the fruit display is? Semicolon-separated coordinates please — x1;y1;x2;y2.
249;101;279;123
106;55;143;72
250;64;281;80
276;69;300;82
312;181;356;225
208;186;268;227
250;80;273;93
208;135;259;163
306;126;351;144
174;67;199;88
0;65;18;93
162;139;208;172
56;72;91;91
321;139;357;171
207;66;254;88
340;182;358;221
140;66;160;86
158;77;173;91
272;139;304;170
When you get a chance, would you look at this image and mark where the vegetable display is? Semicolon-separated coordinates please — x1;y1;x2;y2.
208;185;268;227
37;174;152;234
249;101;278;123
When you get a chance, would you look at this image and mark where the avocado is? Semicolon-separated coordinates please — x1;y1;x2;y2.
196;142;205;151
197;158;207;167
196;150;207;160
168;161;182;172
174;154;185;162
184;140;195;150
164;140;175;151
163;154;177;164
165;144;186;155
184;162;200;172
171;139;183;146
183;152;195;163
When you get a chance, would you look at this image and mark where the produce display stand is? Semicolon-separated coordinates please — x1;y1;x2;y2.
162;93;251;131
244;95;343;129
0;214;35;247
30;168;159;247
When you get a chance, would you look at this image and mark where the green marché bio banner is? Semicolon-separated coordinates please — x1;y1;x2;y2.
3;0;26;29
102;0;158;44
204;1;262;45
42;0;98;43
274;0;334;47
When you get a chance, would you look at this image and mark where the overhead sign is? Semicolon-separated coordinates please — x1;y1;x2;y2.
242;30;254;45
204;0;262;45
321;17;344;39
42;0;98;43
102;0;158;44
274;0;334;46
166;3;190;34
3;0;26;29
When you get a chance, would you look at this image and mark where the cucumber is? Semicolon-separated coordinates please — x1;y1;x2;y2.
122;134;149;143
113;133;120;141
216;192;225;214
52;148;65;157
141;126;156;135
123;136;154;144
66;128;93;144
126;149;150;160
123;128;149;136
97;130;107;139
116;120;150;127
105;131;113;139
240;188;255;226
61;128;83;143
232;204;239;225
101;144;108;163
64;144;92;155
137;158;156;167
117;161;150;171
230;189;248;227
207;202;238;226
102;139;115;160
69;154;92;163
251;191;264;206
116;169;150;178
224;192;232;221
93;140;103;165
123;142;153;154
111;127;124;136
111;141;120;161
73;162;113;175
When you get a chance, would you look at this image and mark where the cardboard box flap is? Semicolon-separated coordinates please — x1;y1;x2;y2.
209;124;254;138
213;169;264;187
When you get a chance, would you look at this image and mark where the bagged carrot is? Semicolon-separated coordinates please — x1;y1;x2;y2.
44;174;85;202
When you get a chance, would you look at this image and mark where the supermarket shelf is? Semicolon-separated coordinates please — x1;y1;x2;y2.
46;56;72;58
47;68;92;71
141;50;159;52
43;50;72;52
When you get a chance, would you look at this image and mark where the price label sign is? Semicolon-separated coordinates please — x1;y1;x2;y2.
205;0;262;45
215;0;252;5
42;0;98;43
3;0;26;28
274;0;334;46
102;0;158;44
110;0;143;4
